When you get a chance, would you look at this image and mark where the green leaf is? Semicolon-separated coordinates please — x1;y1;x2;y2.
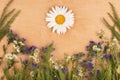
0;0;14;21
109;2;120;21
3;45;6;54
103;3;120;41
0;10;20;42
108;3;120;31
0;9;15;29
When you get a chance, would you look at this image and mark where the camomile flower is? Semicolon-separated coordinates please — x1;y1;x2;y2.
46;6;74;34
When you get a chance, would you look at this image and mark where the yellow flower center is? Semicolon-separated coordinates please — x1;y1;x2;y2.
55;15;65;24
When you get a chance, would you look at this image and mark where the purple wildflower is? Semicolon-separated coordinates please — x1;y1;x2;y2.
90;41;95;44
104;54;112;59
23;45;30;54
62;68;67;73
29;46;36;51
104;46;108;52
98;42;102;46
86;62;93;69
97;70;101;75
32;63;37;67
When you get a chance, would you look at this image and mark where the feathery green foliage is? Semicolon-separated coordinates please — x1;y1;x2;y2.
103;2;120;41
0;0;20;42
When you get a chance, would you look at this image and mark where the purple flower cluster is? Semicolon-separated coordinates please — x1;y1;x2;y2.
104;54;112;59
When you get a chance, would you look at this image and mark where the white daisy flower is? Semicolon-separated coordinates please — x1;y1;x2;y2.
46;6;74;34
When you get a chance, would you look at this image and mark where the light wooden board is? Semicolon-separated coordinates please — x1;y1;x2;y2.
0;0;119;60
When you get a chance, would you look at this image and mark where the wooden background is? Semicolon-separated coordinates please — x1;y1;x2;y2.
0;0;120;62
1;0;120;77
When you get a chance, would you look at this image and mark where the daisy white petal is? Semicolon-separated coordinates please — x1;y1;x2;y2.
46;6;74;34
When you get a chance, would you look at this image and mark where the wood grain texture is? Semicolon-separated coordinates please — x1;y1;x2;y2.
0;0;119;61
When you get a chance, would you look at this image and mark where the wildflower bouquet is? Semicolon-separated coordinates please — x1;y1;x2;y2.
0;30;119;80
